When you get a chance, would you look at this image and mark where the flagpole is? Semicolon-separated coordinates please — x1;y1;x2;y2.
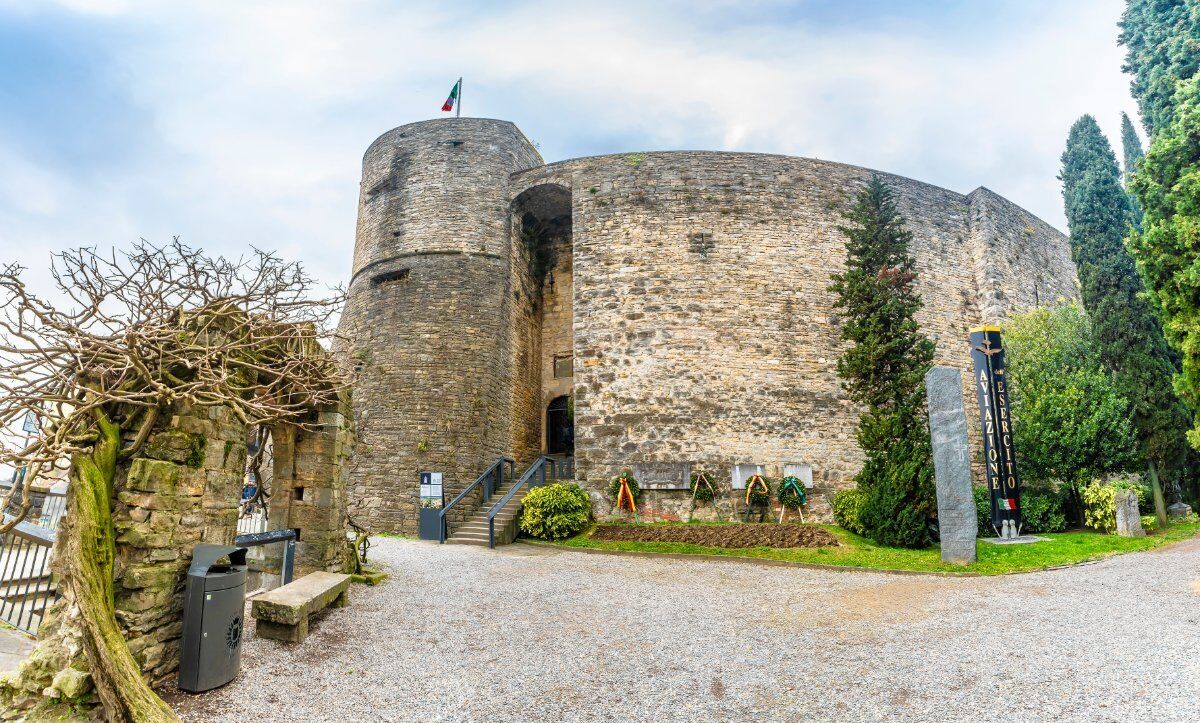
456;77;462;118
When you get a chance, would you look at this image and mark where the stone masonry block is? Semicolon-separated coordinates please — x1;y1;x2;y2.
1115;489;1145;538
926;367;977;565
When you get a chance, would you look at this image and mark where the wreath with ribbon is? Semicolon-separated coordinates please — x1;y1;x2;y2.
777;475;807;509
690;470;717;503
609;470;640;518
744;474;771;506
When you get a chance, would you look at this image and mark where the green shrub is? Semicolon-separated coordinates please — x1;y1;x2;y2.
519;483;592;540
1140;515;1159;532
974;487;994;537
973;485;1067;537
1084;477;1147;528
1019;489;1068;534
832;488;868;536
1129;482;1154;515
860;477;930;548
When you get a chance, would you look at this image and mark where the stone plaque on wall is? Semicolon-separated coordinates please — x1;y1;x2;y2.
731;464;764;490
633;462;692;490
783;463;814;489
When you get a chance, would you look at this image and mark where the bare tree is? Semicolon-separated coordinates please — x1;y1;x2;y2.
0;239;348;722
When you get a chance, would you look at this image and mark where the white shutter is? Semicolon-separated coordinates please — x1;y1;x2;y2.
784;463;813;488
731;464;764;490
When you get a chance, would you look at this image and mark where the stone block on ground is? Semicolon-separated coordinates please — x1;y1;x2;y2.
1167;501;1192;520
925;366;977;565
251;571;351;643
1115;489;1145;538
50;668;91;699
350;568;388;586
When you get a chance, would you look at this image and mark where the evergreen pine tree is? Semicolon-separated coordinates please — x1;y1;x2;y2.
1060;115;1188;523
1120;111;1145;227
1122;2;1200;503
1127;79;1200;458
829;176;936;548
1119;0;1200;135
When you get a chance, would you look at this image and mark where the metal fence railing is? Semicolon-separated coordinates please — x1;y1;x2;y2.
1;485;67;532
0;515;56;635
237;505;269;536
37;492;66;530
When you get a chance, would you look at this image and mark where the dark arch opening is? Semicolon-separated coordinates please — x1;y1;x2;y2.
546;395;574;456
511;184;571;289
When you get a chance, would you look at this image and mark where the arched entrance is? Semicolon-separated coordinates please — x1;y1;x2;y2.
510;182;574;464
546;395;574;455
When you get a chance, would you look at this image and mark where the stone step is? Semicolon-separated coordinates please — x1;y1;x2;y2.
464;508;521;521
449;531;491;540
445;537;489;546
0;579;54;602
456;519;514;531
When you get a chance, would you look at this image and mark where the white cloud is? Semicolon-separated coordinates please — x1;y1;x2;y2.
0;0;1137;300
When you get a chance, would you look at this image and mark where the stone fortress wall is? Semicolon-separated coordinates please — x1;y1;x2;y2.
340;118;1079;534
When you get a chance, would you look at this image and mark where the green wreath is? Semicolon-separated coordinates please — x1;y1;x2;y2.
777;475;807;509
690;470;717;503
744;474;771;506
609;470;641;502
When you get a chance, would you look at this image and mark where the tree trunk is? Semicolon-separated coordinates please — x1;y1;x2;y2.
69;415;179;722
1147;461;1169;530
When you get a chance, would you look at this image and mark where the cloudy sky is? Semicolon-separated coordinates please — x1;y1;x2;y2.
0;0;1139;296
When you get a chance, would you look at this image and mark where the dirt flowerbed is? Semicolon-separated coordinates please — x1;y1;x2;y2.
590;523;838;549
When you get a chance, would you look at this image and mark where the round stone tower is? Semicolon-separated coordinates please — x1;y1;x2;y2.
341;118;543;533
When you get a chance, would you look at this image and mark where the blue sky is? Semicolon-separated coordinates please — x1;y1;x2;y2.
0;0;1139;296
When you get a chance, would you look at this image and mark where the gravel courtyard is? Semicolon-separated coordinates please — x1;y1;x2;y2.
169;535;1200;722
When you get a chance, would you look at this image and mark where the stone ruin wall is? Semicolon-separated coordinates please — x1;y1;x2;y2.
512;151;1079;521
340;118;1080;532
111;402;350;688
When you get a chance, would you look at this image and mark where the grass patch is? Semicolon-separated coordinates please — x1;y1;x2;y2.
551;522;1200;575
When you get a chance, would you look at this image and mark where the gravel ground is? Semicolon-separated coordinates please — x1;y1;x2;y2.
167;535;1200;722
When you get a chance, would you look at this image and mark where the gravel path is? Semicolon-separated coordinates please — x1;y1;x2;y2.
168;536;1200;722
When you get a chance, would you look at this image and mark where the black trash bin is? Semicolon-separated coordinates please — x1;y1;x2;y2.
177;544;248;693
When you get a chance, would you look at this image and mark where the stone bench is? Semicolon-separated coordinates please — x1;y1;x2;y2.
251;571;351;643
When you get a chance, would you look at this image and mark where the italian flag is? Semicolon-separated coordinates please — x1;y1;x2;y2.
441;79;460;112
998;498;1016;511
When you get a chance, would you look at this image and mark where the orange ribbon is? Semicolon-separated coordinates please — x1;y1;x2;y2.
616;475;637;515
744;474;768;505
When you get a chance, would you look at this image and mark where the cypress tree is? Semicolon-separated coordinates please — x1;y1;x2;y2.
1120;111;1145;227
829;175;936;548
1122;1;1200;505
1119;0;1200;135
1060;115;1187;524
1126;80;1200;456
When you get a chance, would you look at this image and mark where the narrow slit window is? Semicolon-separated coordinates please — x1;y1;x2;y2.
371;268;410;287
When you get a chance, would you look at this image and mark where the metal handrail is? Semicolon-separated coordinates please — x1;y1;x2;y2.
488;456;562;548
1;513;56;635
439;457;514;543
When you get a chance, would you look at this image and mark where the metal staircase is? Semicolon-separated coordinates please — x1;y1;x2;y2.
444;456;573;548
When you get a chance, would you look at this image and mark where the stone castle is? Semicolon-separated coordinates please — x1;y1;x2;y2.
339;117;1079;535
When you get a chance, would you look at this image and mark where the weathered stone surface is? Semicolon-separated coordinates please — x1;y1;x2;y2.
1115;490;1145;538
339;117;1081;534
251;572;350;644
926;367;977;565
252;571;351;625
49;668;90;699
1167;501;1192;520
